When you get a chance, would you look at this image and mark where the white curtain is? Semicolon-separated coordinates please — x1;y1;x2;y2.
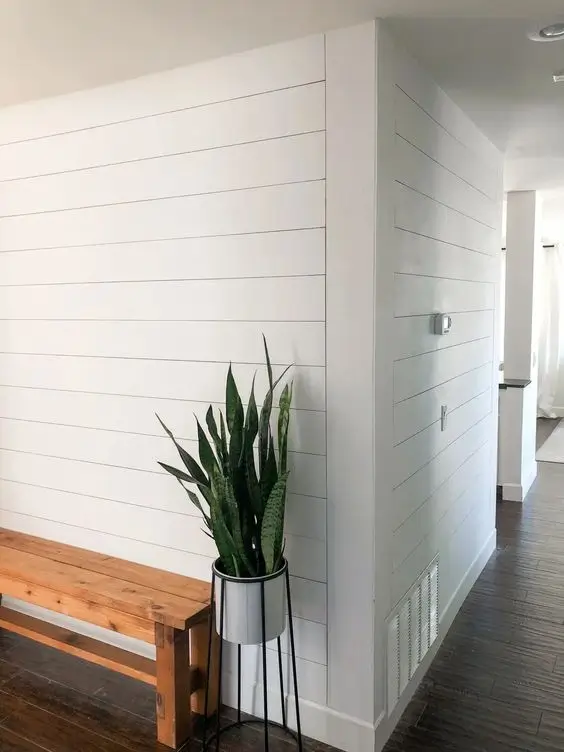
537;243;564;417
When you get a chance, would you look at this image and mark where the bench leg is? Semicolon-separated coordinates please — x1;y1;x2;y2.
190;611;220;717
155;623;191;749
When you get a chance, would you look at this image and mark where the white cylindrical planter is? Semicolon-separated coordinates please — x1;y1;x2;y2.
213;558;287;645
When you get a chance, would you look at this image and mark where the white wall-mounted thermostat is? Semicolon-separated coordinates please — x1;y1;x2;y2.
433;313;452;335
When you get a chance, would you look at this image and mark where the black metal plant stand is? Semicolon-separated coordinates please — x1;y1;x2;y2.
202;566;303;751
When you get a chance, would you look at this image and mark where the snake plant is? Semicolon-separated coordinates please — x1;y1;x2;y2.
157;338;293;578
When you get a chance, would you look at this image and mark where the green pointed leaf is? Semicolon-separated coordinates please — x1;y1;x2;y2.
206;406;227;471
156;414;209;487
277;382;293;475
260;434;278;507
158;461;195;485
197;419;219;478
180;482;212;529
261;473;289;574
226;365;244;434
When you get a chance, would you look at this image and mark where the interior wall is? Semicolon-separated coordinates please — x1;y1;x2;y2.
0;32;329;726
373;24;503;744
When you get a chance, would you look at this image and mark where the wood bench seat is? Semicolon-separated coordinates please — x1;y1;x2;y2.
0;527;219;749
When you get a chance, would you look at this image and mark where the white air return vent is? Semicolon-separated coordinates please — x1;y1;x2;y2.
387;557;439;715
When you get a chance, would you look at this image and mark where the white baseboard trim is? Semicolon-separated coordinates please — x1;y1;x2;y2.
222;675;377;752
502;462;537;502
373;528;496;752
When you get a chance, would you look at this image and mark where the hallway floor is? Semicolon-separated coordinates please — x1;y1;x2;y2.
385;452;564;751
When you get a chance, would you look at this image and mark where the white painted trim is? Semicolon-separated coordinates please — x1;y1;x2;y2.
223;677;377;752
325;22;378;724
374;528;496;752
502;461;537;502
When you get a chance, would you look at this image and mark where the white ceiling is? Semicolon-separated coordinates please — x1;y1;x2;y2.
2;0;564;190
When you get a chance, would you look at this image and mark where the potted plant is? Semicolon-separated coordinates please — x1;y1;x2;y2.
157;338;293;645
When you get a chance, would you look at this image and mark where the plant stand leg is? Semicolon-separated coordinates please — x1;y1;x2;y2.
155;623;192;749
260;580;270;752
215;578;226;752
277;636;286;728
286;568;303;751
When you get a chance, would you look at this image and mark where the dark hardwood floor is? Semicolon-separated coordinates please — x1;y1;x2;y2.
385;422;564;751
2;424;564;752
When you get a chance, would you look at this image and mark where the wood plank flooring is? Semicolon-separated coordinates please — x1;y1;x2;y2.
0;627;340;751
385;422;564;751
2;421;563;751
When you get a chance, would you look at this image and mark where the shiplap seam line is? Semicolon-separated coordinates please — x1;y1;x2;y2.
394;270;495;285
0;178;325;220
0;384;324;411
0;387;325;416
0;226;326;255
0;354;325;369
395;180;497;232
0;80;326;148
0;476;328;540
392;386;491;448
0;273;326;288
394;357;493;405
0;130;326;185
394;84;500;198
392;408;493;491
393;227;496;260
0;447;328;501
394;132;496;204
0;416;327;457
392;438;491;534
394;308;494;320
393;335;492;363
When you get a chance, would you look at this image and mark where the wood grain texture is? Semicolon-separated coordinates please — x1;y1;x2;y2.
0;607;157;685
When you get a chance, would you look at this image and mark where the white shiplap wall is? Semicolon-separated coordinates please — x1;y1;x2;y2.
389;51;502;613
0;35;327;706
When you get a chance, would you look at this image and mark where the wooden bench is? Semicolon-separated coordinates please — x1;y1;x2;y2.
0;528;219;749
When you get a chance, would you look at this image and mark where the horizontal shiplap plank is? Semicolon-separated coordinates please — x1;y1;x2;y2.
0;419;327;498
394;274;494;317
0;387;326;456
0;35;325;145
394;51;501;170
392;442;491;566
391;471;489;605
394;87;499;201
0;320;325;366
394;364;492;445
0;132;325;218
392;415;491;530
394;310;494;360
394;230;497;284
0;229;325;285
393;390;491;488
395;135;498;229
395;183;498;256
394;338;492;403
0;480;325;582
0;181;325;252
0;480;215;558
0;276;324;322
1;83;325;181
0;354;325;411
0;451;326;541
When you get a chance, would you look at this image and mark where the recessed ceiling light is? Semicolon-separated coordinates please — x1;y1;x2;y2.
540;23;564;38
528;22;564;42
554;72;564;83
